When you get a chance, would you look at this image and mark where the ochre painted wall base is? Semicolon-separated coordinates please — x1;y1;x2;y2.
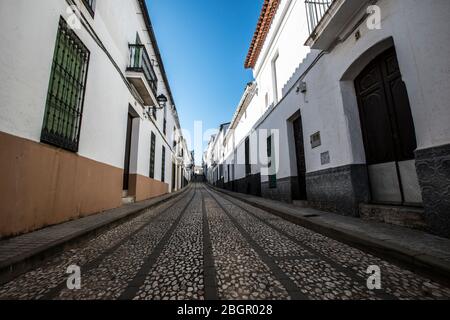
0;131;123;238
128;174;169;202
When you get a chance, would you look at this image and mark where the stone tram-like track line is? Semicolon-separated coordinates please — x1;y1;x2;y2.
42;184;198;300
202;184;309;300
204;184;400;300
118;185;199;300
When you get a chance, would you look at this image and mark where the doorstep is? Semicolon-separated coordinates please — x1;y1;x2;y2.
0;186;190;285
211;186;450;285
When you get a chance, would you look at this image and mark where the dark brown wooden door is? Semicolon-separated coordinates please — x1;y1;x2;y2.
355;47;419;204
123;113;133;190
293;116;307;200
245;137;251;176
355;47;416;165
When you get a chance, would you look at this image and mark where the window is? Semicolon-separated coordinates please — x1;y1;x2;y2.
41;17;90;152
161;146;166;182
149;132;156;179
173;127;177;147
163;105;167;135
271;53;280;104
267;134;277;189
82;0;96;17
245;137;251;176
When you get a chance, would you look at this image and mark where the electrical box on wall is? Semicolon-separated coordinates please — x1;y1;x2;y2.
299;81;307;93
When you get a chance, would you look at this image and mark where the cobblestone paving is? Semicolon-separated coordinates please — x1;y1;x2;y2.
55;188;197;300
211;189;450;300
0;183;449;300
204;191;290;300
133;191;203;300
0;188;193;300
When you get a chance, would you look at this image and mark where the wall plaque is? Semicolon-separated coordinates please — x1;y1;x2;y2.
310;131;321;149
321;151;330;165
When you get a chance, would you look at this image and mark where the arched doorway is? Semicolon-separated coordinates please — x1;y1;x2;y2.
355;47;422;206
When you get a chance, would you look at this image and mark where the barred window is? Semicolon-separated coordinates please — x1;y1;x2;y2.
82;0;96;17
149;132;156;179
41;18;90;152
161;146;166;182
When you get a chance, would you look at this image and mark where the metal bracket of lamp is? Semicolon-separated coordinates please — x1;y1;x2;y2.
143;94;168;119
151;58;159;67
147;94;169;117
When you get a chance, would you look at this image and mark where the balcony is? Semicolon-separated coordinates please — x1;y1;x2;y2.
81;0;96;17
305;0;333;37
126;44;158;106
305;0;371;50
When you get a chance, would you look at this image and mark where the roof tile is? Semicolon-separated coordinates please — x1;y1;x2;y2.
245;0;281;69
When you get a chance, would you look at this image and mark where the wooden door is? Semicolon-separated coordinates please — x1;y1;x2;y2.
123;113;133;190
355;47;421;205
293;116;307;200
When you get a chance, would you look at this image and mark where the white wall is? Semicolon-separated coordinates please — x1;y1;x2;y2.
299;0;450;172
252;0;310;108
0;0;188;192
210;0;450;184
214;0;311;180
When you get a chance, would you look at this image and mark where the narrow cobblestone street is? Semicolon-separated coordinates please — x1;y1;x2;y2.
0;183;449;300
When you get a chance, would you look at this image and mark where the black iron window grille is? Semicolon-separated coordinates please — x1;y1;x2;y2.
127;44;158;95
161;146;166;182
305;0;333;36
82;0;96;17
149;132;156;179
41;17;90;152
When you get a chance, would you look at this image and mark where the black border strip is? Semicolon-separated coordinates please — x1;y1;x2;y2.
203;186;309;300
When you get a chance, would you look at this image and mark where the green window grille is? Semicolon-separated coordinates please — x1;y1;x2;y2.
161;146;166;182
267;134;277;189
149;132;156;179
41;17;90;152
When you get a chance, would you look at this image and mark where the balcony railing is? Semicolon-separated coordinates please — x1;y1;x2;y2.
305;0;334;37
81;0;96;17
127;44;158;95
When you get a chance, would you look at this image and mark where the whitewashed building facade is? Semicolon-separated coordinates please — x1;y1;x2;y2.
205;0;450;238
0;0;192;238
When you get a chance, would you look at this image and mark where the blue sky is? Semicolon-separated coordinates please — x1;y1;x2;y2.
146;0;264;164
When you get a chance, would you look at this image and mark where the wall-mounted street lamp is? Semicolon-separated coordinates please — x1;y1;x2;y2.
144;94;167;120
297;81;307;94
156;94;168;109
